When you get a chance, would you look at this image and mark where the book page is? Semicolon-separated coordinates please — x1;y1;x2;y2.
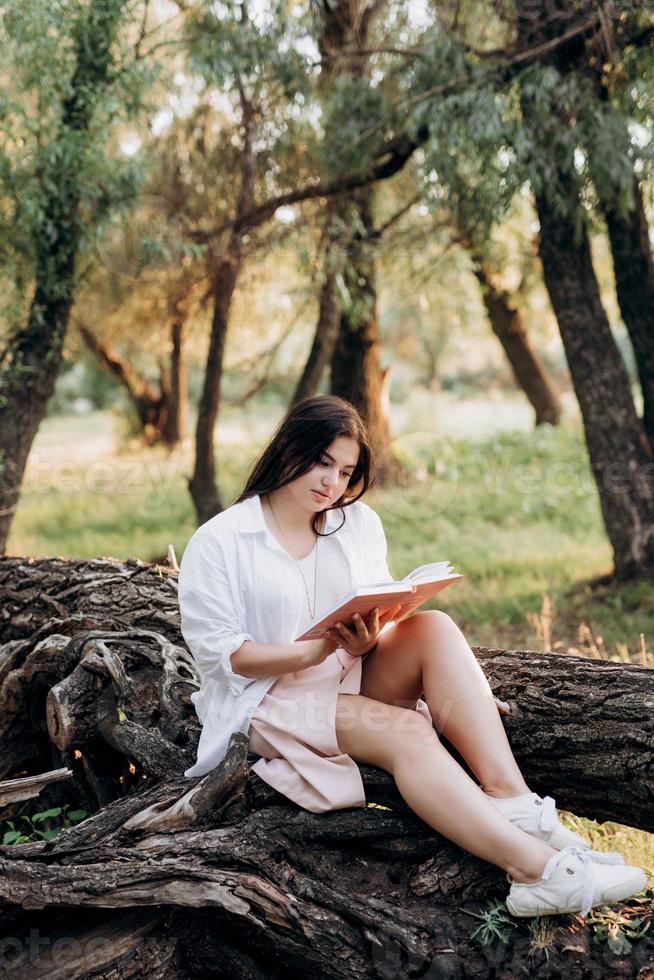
404;561;454;584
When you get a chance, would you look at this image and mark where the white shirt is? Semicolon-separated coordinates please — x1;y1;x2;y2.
178;492;394;778
294;534;352;638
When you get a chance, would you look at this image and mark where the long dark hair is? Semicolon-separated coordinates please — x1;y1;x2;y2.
234;395;375;535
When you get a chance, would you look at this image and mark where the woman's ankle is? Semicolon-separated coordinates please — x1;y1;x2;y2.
483;782;531;800
507;846;557;884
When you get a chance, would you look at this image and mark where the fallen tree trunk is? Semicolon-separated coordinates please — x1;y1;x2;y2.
0;768;72;808
0;556;652;978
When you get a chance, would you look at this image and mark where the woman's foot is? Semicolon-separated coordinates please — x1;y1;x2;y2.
485;790;624;861
505;845;647;918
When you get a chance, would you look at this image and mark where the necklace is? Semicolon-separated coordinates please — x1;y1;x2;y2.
267;494;320;618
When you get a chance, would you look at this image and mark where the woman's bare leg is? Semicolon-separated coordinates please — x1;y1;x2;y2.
335;693;555;883
360;610;530;798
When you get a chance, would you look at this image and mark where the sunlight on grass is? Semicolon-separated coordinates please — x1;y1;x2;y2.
10;405;653;658
561;812;654;889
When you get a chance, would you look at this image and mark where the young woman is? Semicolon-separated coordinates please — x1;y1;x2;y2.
178;395;647;919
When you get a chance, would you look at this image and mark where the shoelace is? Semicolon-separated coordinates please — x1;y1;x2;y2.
535;795;625;865
536;795;558;832
540;845;600;918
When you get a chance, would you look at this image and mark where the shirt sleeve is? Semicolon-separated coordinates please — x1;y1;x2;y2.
366;506;394;584
177;528;256;697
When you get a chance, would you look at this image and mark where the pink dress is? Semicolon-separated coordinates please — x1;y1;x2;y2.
247;536;436;813
248;646;366;812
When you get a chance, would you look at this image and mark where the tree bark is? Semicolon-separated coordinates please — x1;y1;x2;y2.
79;311;187;449
188;249;242;524
573;33;654;453
293;2;374;408
330;187;402;484
291;200;353;406
473;264;562;426
310;0;402;484
0;292;71;554
0;768;72;808
1;555;652;978
512;1;654;452
79;326;166;440
161;317;187;446
0;2;126;555
516;0;654;580
188;84;255;525
600;176;654;452
292;263;342;404
533;178;654;580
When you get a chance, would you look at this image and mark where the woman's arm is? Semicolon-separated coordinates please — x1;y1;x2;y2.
179;528;342;691
178;531;260;695
231;634;338;679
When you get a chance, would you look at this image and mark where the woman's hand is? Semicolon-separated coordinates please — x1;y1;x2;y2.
325;605;400;659
302;632;341;668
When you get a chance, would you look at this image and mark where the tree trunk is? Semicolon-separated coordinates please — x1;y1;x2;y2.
81;315;187;448
0;1;126;555
188;249;242;524
188;86;255;526
299;7;427;410
0;291;71;554
515;2;654;452
79;325;167;439
292;201;353;406
313;0;402;483
1;555;653;978
161;317;187;446
292;263;341;405
515;0;654;580
580;44;654;452
533;180;654;579
473;264;562;426
330;188;402;484
600;176;654;452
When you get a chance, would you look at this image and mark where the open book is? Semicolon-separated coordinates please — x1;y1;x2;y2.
294;562;462;641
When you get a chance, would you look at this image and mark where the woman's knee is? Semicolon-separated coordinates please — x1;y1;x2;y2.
422;609;457;631
378;711;443;774
399;609;456;639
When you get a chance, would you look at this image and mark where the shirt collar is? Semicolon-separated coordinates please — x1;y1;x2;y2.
238;492;345;535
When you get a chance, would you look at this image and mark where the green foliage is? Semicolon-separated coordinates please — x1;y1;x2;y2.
2;804;90;845
466;898;518;947
580;98;652;214
321;76;388;178
0;0;156;330
466;881;652;955
423;84;522;243
186;0;312;100
587;908;652;956
402;5;654;246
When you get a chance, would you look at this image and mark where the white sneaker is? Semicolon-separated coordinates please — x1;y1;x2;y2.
506;845;648;918
485;790;623;860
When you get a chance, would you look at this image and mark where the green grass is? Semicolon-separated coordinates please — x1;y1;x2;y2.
7;404;654;888
369;421;653;658
11;408;654;658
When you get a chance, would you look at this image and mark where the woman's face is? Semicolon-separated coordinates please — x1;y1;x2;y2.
290;435;360;512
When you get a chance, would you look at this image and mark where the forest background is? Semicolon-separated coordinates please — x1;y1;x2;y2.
1;0;653;662
1;0;654;903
